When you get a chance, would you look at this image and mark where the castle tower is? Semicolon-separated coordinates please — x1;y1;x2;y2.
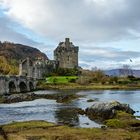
54;38;79;69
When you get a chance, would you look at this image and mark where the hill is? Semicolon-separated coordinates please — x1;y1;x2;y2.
0;41;48;75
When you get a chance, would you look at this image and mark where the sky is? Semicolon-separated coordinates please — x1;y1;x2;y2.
0;0;140;70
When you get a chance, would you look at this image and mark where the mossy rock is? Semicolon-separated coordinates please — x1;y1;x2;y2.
105;119;126;128
115;111;134;120
105;111;140;129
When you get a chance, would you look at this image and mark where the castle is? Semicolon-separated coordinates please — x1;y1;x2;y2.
19;38;79;79
54;38;79;69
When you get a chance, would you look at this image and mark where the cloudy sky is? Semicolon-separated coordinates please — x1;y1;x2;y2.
0;0;140;70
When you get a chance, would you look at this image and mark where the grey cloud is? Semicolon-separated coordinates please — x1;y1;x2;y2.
1;0;140;69
80;46;140;62
2;0;140;43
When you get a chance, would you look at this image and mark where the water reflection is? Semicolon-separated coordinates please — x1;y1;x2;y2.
55;107;79;126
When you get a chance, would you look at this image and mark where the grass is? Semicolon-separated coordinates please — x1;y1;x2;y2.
37;82;140;90
46;76;78;84
0;120;140;140
2;121;54;132
36;75;140;90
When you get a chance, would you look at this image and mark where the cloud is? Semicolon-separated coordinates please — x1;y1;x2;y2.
1;0;140;43
0;15;39;46
1;0;140;69
80;46;140;61
79;46;140;69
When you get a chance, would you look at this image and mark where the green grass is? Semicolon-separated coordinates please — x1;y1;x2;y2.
46;76;78;84
2;121;55;133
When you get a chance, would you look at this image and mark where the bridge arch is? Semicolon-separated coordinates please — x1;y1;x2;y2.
29;81;34;91
19;81;27;92
9;81;17;93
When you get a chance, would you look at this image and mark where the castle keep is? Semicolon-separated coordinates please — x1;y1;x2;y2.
19;38;79;79
54;38;79;69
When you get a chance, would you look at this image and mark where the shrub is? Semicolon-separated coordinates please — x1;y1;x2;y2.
68;78;76;83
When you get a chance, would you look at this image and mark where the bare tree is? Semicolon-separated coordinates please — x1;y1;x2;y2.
120;64;133;77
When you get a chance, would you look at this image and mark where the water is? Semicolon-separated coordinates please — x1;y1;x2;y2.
0;90;140;128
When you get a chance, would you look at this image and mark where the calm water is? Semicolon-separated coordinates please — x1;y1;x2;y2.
0;90;140;128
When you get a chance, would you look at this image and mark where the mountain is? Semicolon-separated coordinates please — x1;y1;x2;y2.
0;41;48;75
104;69;140;77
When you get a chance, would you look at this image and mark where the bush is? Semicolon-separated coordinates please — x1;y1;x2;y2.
109;76;118;84
44;68;80;77
68;78;77;83
118;80;130;85
76;69;107;84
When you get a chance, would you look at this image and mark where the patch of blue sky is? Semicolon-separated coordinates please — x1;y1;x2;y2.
0;7;5;17
8;22;54;45
0;7;55;46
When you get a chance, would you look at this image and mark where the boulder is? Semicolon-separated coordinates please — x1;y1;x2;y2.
86;101;135;121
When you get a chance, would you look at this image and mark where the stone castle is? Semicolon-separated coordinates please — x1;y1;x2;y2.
19;38;79;79
54;38;79;69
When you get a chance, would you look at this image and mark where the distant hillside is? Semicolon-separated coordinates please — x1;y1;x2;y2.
0;41;48;75
104;69;140;77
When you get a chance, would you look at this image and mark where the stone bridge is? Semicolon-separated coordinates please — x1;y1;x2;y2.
0;76;37;95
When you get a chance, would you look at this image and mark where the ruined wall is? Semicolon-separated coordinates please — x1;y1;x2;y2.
34;60;59;79
19;58;34;77
0;76;6;95
54;38;79;69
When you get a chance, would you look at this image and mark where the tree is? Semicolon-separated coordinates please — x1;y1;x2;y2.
120;65;133;77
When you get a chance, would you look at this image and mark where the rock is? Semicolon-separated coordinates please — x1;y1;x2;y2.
86;101;135;121
87;98;98;102
44;93;80;103
2;93;38;103
84;123;89;125
1;92;81;104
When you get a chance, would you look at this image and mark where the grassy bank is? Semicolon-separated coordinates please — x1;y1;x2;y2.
37;82;140;90
0;120;140;140
37;76;140;90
